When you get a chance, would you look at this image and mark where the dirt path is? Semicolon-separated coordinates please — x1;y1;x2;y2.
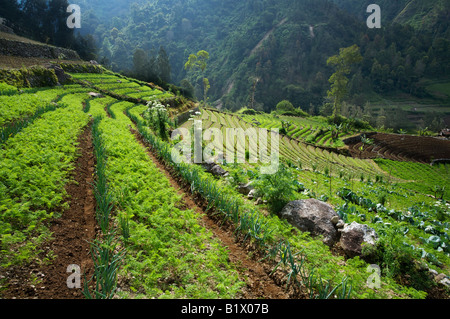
129;127;297;299
1;121;97;299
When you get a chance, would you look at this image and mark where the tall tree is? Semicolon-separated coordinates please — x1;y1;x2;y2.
133;48;149;80
47;0;74;47
185;50;210;107
21;0;48;41
156;46;171;84
326;44;363;120
0;0;21;22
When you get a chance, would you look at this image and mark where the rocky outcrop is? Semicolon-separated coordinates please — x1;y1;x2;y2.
339;222;378;258
45;63;73;85
278;199;340;246
278;199;379;255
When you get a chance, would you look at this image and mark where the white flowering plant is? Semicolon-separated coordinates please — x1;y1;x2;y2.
143;100;175;140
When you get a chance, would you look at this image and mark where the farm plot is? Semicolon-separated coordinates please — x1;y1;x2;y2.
195;109;387;181
0;92;91;270
0;84;91;126
346;133;450;164
85;100;246;298
125;103;431;299
71;73;173;101
1;70;448;300
240;113;354;148
375;159;450;200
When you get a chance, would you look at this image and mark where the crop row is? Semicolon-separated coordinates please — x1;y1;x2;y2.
0;92;91;267
240;113;352;148
71;73;173;102
196;109;388;181
375;159;450;200
0;84;93;127
85;97;245;298
336;187;450;275
126;103;424;299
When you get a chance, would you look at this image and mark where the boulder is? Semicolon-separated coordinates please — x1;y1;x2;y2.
238;181;254;195
88;92;103;98
330;216;340;225
248;189;258;199
202;162;229;177
210;165;228;177
336;220;345;229
440;277;450;288
339;222;378;258
279;199;340;246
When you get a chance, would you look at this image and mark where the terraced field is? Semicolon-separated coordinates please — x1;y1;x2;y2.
240;113;355;148
187;109;387;181
1;69;449;301
71;73;174;102
345;132;450;163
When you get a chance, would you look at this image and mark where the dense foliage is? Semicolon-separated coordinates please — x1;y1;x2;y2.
0;0;97;60
68;0;449;117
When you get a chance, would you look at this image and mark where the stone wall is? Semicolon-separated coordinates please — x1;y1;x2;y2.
0;38;80;60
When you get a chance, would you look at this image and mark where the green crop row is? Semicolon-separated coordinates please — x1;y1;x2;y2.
71;73;174;102
0;84;93;127
197;109;387;181
0;93;90;268
85;99;245;298
375;159;450;200
126;104;425;299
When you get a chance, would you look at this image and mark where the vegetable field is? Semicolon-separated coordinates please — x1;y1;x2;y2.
0;70;449;300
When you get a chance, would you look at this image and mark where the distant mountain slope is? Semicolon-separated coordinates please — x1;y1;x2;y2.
76;0;449;127
332;0;450;34
393;0;450;32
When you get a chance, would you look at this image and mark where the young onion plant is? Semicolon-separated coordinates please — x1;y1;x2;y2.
83;117;125;299
83;231;125;299
92;118;114;233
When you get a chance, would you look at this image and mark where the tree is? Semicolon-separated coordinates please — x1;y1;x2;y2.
156;46;171;84
133;48;148;80
21;0;49;41
73;33;97;61
327;44;363;120
0;0;21;22
249;76;260;109
276;100;295;112
180;79;195;99
47;0;74;47
185;50;210;107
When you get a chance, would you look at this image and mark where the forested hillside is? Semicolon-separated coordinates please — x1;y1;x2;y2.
332;0;450;32
2;0;449;129
0;0;97;60
72;0;449;126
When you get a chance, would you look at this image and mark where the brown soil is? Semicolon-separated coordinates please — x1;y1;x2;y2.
346;132;450;163
129;126;301;299
0;121;97;299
